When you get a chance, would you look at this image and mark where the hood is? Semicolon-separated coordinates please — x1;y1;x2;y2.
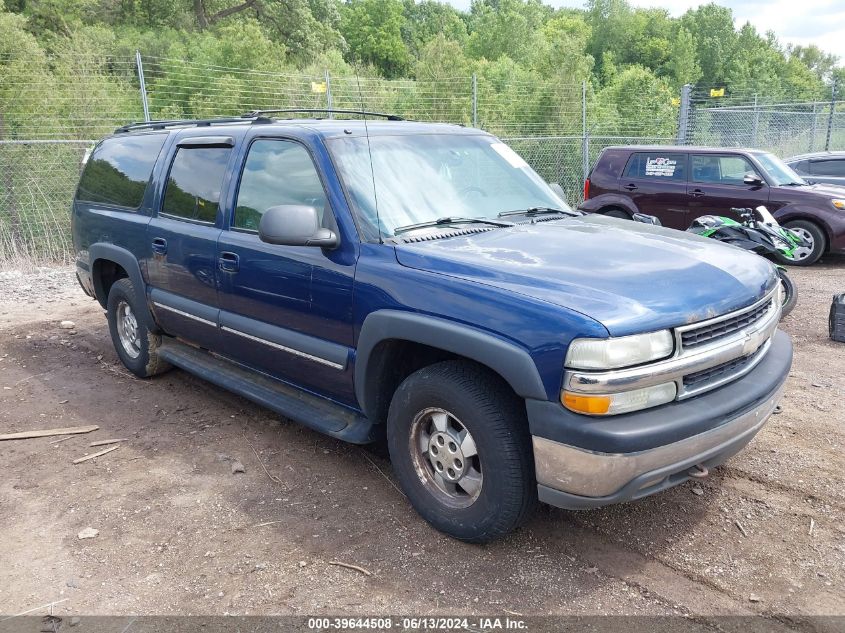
774;182;845;200
394;215;778;336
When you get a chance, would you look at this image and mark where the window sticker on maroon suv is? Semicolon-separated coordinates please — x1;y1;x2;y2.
624;153;686;181
645;157;677;177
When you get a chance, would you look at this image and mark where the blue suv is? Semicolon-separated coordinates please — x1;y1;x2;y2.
72;112;793;542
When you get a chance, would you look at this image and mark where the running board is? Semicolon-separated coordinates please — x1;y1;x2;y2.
157;339;378;444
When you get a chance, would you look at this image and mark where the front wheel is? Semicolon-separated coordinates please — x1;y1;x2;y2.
775;220;826;266
777;268;797;318
386;361;537;543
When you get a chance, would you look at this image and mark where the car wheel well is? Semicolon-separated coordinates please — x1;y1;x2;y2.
363;339;519;425
600;206;631;219
92;259;129;308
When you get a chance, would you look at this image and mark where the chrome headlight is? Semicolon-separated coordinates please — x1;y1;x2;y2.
565;330;674;370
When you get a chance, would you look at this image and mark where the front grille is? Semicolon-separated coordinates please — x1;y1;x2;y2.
684;345;765;389
681;299;772;349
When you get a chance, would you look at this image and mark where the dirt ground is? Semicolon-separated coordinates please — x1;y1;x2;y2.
0;259;844;627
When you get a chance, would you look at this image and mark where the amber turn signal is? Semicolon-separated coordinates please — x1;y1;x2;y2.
562;392;611;415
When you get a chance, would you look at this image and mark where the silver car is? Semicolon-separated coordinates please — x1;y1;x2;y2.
786;151;845;187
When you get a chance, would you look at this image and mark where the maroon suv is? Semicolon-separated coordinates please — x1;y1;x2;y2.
579;145;845;265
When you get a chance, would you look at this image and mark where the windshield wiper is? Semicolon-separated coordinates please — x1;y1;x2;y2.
497;206;577;218
781;181;807;187
393;216;514;235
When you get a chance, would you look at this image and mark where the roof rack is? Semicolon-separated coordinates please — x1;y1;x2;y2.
114;109;405;134
241;108;405;121
114;116;254;134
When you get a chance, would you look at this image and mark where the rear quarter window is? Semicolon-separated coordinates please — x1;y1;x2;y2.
623;152;686;181
75;134;167;209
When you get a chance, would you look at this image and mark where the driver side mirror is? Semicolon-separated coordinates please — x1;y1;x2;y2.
258;205;339;249
743;172;765;187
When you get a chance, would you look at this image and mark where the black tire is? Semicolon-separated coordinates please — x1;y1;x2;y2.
106;278;171;378
603;207;631;220
775;219;826;266
386;360;537;543
777;268;797;318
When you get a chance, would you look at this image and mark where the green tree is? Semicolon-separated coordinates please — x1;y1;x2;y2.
594;65;676;137
666;26;701;88
402;0;467;57
466;0;547;63
679;3;736;85
341;0;409;77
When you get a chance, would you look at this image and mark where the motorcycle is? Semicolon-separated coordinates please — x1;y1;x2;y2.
632;207;805;318
685;206;808;317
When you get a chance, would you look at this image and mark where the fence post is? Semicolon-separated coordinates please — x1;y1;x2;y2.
810;102;818;152
325;70;333;118
676;84;692;145
471;74;478;128
581;80;589;185
135;51;150;123
751;93;759;147
825;81;837;151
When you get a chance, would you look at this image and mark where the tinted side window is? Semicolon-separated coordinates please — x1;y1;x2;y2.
811;159;845;177
623;152;686;181
76;134;166;209
161;147;232;223
790;160;810;175
234;140;328;232
691;155;760;185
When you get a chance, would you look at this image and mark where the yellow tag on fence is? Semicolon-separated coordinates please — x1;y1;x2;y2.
311;81;327;94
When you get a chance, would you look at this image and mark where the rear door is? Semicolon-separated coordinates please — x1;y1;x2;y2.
145;136;236;350
687;153;769;222
619;151;689;229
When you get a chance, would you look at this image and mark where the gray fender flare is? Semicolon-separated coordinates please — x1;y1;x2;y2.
354;310;547;416
88;243;155;329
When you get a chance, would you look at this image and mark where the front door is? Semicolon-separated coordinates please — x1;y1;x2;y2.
216;137;357;405
618;151;690;229
687;154;770;223
146;138;235;350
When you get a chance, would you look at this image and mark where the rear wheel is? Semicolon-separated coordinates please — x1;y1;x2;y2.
386;361;537;543
107;278;171;378
776;220;826;266
777;268;797;318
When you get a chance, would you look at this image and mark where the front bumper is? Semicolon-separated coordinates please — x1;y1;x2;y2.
531;329;792;509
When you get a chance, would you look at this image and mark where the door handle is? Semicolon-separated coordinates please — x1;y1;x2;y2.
218;251;239;273
151;237;167;255
690;189;705;197
623;183;638;191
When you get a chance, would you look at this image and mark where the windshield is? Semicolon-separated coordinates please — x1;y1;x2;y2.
327;134;570;240
755;152;807;186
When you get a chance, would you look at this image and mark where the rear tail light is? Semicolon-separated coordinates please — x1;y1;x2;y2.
583;178;591;200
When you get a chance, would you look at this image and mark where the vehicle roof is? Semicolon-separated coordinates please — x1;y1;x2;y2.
785;150;845;162
600;145;766;154
112;118;486;141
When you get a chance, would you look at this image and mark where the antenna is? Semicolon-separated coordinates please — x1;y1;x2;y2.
355;73;383;244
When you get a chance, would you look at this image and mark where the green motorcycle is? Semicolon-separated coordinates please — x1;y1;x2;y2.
686;206;809;317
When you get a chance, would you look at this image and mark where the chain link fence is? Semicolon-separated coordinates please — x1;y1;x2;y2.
0;51;841;265
684;84;843;159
